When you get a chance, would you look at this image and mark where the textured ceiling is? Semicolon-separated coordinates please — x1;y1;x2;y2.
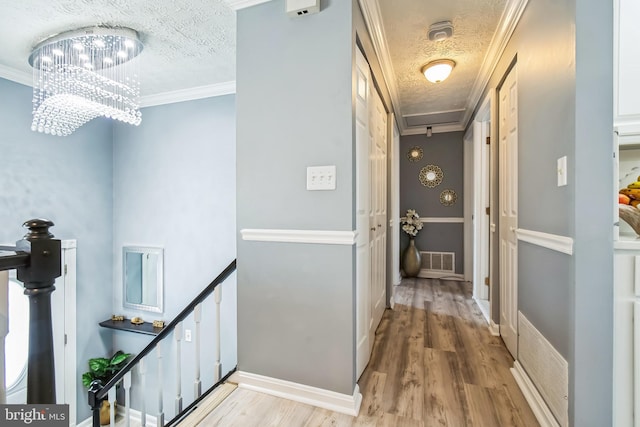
0;0;510;128
0;0;236;96
377;0;507;126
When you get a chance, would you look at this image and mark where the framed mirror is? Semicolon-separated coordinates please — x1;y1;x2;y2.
123;246;163;313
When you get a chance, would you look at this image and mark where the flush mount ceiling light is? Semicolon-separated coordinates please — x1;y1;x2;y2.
421;59;456;84
28;27;143;136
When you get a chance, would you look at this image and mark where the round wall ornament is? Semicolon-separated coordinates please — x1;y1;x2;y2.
440;189;457;206
419;164;443;187
407;146;423;162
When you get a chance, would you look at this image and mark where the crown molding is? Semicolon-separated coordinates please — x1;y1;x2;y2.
358;0;405;133
461;0;529;128
0;64;32;87
225;0;274;11
139;81;236;107
401;123;464;136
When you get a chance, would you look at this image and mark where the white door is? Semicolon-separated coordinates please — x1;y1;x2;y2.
499;66;518;358
369;85;387;337
355;48;372;377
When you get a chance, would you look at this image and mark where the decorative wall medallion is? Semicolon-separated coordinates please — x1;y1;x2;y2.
419;164;443;187
440;189;457;206
407;146;423;162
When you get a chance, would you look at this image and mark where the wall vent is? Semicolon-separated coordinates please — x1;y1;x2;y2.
420;251;455;273
518;312;568;426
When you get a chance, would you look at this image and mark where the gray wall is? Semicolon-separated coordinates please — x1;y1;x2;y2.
236;0;356;394
477;0;613;424
572;0;613;424
400;132;464;274
111;96;238;419
0;78;114;422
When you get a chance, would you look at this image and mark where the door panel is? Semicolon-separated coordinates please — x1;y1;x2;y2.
499;66;518;358
370;89;387;334
355;48;371;378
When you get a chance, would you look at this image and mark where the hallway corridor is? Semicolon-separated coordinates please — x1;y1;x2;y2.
194;278;539;426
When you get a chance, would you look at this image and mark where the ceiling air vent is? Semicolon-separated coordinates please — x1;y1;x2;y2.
286;0;320;17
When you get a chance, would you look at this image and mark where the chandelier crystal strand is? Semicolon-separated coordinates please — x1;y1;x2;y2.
29;27;143;136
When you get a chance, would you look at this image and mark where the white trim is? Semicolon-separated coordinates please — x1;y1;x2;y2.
0;63;235;108
230;371;362;416
418;270;464;281
420;217;464;224
511;361;561;427
0;64;31;87
473;296;490;324
358;0;404;133
225;0;273;10
240;229;357;245
460;0;529;129
489;320;500;336
77;408;158;427
401;123;465;136
515;228;573;255
139;81;236;107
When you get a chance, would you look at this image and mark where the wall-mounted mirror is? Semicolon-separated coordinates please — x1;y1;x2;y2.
123;246;163;313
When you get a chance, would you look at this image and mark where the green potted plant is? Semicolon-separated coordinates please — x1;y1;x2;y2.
82;350;131;425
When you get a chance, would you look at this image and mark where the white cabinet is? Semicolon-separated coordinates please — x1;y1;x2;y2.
614;253;639;426
615;0;640;132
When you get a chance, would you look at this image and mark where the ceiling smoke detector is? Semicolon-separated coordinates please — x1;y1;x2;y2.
428;21;453;42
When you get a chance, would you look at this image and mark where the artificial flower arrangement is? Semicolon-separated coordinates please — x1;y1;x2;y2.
401;209;423;237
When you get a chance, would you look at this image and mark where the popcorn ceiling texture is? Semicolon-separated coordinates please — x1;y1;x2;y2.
0;0;236;95
377;0;507;120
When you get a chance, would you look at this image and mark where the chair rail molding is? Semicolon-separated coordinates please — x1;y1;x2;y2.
515;228;574;255
240;229;357;245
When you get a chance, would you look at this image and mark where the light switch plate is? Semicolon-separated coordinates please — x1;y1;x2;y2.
557;156;567;187
307;165;336;190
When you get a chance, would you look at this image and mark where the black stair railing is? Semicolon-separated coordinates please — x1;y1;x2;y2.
0;219;62;404
89;259;237;427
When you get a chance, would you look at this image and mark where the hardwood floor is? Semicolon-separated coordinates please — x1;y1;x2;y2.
194;278;539;426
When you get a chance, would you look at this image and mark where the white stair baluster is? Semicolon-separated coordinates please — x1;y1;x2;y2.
194;303;202;398
175;322;183;414
108;386;116;427
124;371;132;427
214;286;222;381
157;342;164;427
139;359;146;427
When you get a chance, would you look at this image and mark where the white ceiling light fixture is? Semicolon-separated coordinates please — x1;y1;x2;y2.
421;59;456;84
28;27;143;136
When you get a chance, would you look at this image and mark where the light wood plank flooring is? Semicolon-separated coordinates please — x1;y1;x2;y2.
193;278;539;426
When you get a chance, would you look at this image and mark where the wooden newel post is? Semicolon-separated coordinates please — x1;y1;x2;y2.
16;219;61;404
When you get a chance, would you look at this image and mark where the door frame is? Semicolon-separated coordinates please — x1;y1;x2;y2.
472;92;496;322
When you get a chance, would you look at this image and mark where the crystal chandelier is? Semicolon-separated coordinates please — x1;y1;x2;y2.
28;27;143;136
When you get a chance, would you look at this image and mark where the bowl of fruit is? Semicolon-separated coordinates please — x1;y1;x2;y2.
619;179;640;234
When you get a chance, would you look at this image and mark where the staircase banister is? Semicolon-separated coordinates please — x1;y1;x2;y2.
93;258;237;401
0;252;30;271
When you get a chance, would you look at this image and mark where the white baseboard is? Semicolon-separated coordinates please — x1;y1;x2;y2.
230;371;362;416
511;361;561;427
418;270;465;280
77;407;158;427
489;320;500;336
473;296;490;324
